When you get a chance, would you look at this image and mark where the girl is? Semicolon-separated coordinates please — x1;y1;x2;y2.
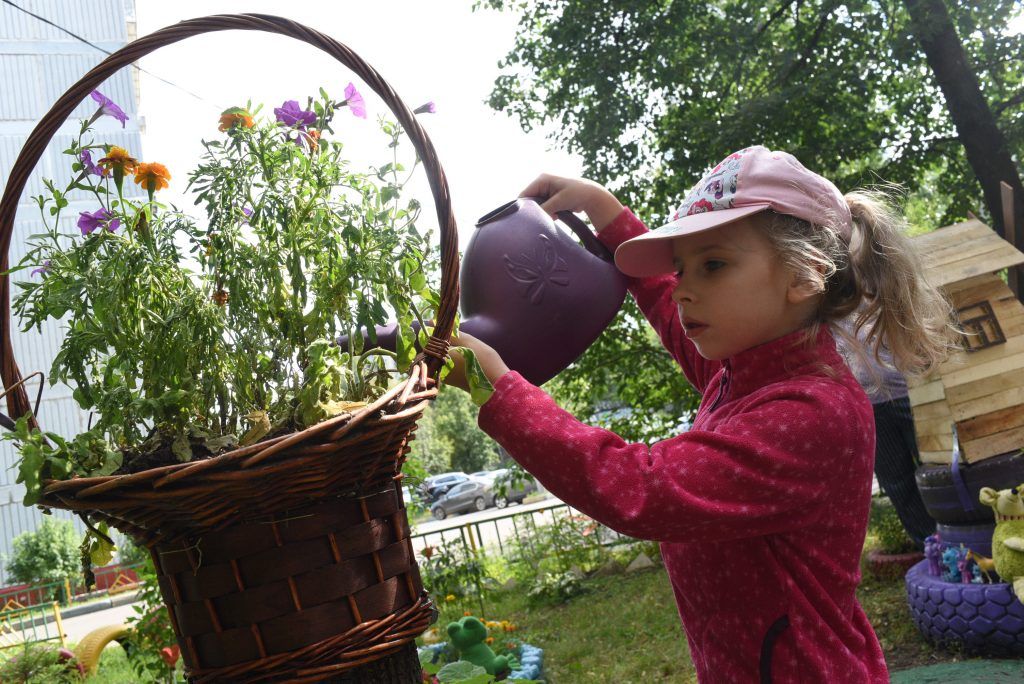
448;146;955;682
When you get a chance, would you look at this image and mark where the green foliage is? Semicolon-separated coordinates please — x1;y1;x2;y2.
0;642;80;683
869;496;918;554
6;91;440;500
505;511;613;586
421;537;489;602
526;570;589;607
5;517;80;595
407;386;503;476
121;555;177;681
476;0;1023;437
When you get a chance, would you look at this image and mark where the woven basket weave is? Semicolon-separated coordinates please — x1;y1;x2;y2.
0;14;462;682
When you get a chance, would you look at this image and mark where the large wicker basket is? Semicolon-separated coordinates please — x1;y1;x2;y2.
0;14;461;683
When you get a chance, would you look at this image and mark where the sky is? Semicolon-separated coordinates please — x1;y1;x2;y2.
134;1;583;252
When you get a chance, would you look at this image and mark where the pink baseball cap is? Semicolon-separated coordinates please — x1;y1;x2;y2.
614;146;853;278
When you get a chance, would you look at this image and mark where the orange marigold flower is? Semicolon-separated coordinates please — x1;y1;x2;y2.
133;162;171;192
485;637;494;645
306;128;320;151
219;107;255;132
98;146;138;174
463;611;472;617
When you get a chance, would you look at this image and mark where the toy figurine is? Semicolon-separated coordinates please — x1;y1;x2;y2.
979;485;1024;601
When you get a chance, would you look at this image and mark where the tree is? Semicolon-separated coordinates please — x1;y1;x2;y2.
480;0;1022;226
406;386;503;475
5;517;79;601
477;0;1023;435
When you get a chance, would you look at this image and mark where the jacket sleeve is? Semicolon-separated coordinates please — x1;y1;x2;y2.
597;208;721;393
478;371;861;544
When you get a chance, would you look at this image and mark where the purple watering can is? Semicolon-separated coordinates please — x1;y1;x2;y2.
343;197;627;385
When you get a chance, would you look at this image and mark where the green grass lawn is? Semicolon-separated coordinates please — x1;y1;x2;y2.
425;554;985;682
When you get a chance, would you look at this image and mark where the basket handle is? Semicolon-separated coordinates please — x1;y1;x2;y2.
0;13;460;423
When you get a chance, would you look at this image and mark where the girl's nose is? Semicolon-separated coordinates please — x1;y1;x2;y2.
671;277;695;304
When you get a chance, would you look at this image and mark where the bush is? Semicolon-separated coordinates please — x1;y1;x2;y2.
868;496;918;554
5;518;79;601
0;642;81;683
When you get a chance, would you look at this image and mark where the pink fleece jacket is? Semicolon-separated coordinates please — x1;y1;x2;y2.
477;208;888;683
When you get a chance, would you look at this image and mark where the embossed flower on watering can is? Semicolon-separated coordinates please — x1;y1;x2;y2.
503;234;570;305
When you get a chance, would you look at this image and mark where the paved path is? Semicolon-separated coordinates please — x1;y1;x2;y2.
60;602;138;645
892;660;1024;682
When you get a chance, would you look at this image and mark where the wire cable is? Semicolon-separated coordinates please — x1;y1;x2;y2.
1;0;217;108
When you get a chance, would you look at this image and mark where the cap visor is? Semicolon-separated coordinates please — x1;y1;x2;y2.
614;204;770;278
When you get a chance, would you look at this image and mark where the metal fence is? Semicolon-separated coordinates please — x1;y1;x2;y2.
0;602;66;651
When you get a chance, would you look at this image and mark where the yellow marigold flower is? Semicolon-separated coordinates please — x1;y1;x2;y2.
133;162;171;192
445;594;455;603
219;107;255;132
98;146;138;174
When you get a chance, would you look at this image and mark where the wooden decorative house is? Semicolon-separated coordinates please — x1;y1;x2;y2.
907;218;1024;464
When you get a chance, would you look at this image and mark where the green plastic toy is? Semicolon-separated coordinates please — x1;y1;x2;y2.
446;616;512;677
979;485;1024;600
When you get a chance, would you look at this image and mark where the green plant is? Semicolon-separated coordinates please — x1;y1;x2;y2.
869;496;918;555
0;642;81;683
4;517;79;602
4;88;491;562
120;555;178;682
526;570;589;606
421;538;489;604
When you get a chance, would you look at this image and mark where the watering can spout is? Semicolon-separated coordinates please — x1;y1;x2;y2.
339;197;627;385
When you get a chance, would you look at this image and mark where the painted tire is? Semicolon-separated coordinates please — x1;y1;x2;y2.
905;559;1024;656
916;452;1024;524
936;522;996;558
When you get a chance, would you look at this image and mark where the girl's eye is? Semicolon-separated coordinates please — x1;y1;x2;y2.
705;260;724;271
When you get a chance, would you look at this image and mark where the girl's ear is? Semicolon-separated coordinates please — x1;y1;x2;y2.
786;266;825;305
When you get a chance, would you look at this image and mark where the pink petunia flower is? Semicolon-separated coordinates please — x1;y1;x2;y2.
77;208;120;235
90;90;128;127
343;82;367;119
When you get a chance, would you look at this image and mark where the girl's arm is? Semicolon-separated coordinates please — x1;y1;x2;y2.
519;174;720;393
475;369;867;545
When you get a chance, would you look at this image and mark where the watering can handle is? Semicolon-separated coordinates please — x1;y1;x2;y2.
555;210;615;263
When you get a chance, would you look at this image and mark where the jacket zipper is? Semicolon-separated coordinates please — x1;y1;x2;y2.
707;362;730;413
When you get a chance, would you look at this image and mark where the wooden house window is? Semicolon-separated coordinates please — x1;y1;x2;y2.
957;300;1006;352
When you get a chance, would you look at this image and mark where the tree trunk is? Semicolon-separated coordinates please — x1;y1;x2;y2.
903;0;1024;254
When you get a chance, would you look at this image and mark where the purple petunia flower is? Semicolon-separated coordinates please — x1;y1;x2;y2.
343;82;367;119
31;260;51;277
90;90;128;127
274;100;317;129
242;207;253;224
413;101;436;115
79;149;108;177
77;208;120;236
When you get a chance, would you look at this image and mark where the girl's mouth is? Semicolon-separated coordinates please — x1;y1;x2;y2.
683;322;707;337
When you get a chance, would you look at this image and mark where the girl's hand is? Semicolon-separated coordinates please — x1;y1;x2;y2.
445;331;509;397
519;173;624;231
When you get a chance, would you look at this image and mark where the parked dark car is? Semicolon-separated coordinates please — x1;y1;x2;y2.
430;479;490;520
419;472;470;504
471;468;537;508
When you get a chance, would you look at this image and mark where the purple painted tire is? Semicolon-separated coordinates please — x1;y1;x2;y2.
916;452;1024;524
936;522;996;558
905;559;1024;656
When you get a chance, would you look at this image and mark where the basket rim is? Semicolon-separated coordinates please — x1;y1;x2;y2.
0;13;461;441
38;362;436;507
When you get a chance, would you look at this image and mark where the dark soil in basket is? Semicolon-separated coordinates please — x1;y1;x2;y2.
114;423;297;475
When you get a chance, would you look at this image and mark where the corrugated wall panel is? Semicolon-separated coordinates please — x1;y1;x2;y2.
0;55;42;119
0;0;126;42
0;0;139;560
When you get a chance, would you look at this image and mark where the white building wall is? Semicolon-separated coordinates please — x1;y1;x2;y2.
0;0;141;585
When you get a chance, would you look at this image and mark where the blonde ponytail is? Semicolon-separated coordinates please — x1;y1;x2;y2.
762;189;959;381
841;190;959;378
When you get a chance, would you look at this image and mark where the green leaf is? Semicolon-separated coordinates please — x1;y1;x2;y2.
453;346;495;407
437;661;489;683
171;432;193;462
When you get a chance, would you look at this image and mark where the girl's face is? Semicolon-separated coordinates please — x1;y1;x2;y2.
670;215;819;360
